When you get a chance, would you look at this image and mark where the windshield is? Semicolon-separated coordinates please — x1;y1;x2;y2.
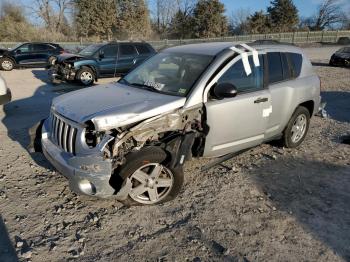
338;47;350;53
121;52;214;97
78;44;104;56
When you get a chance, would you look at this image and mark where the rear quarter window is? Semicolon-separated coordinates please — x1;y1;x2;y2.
135;44;151;54
267;52;284;84
288;53;303;78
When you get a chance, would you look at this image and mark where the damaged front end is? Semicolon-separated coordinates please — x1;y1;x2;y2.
41;105;205;199
48;55;85;84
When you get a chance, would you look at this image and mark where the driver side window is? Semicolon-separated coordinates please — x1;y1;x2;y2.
217;55;264;93
17;44;31;53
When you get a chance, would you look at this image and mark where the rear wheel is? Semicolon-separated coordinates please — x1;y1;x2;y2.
113;147;184;206
282;106;310;148
0;58;14;71
76;67;95;86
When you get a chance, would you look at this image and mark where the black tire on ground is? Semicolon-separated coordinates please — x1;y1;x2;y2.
76;67;95;86
112;147;184;206
282;106;310;148
0;57;15;71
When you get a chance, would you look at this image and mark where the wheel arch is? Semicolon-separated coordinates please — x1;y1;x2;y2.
298;100;314;118
1;56;16;66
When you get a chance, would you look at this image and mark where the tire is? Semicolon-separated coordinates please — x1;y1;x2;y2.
112;147;184;206
282;106;310;148
76;67;95;86
0;58;14;71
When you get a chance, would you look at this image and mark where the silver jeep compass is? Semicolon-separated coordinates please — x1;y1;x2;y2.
41;42;321;205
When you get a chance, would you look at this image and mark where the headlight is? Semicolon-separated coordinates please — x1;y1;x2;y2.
84;121;105;148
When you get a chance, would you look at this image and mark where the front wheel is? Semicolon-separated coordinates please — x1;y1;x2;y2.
113;147;184;206
0;58;14;71
282;106;310;148
76;67;95;86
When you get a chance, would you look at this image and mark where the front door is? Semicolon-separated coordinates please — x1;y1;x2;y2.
13;44;34;65
203;54;272;157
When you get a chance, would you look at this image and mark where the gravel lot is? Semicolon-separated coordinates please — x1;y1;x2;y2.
0;46;349;262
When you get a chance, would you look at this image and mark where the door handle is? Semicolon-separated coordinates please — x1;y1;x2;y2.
254;97;269;104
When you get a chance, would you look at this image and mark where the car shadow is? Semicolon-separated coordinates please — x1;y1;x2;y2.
312;62;330;67
321;91;350;123
249;156;350;261
0;215;18;262
1;70;83;168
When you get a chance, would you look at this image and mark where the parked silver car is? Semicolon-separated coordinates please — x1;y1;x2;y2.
0;75;11;105
40;42;321;205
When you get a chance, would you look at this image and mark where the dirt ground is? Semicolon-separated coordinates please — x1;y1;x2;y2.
0;46;349;262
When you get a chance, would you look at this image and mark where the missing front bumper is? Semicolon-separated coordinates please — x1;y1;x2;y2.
41;122;115;198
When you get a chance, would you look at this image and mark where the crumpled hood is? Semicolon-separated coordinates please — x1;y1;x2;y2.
52;83;186;131
56;53;87;63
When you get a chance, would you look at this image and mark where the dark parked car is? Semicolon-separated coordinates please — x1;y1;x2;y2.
49;42;156;86
329;46;350;67
0;42;65;71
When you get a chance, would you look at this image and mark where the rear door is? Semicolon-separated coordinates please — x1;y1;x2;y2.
30;44;53;65
97;44;118;76
203;54;272;157
265;52;298;138
116;44;138;74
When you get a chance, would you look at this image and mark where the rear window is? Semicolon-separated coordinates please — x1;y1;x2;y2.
135;44;151;54
267;52;284;84
288;53;303;78
119;44;137;56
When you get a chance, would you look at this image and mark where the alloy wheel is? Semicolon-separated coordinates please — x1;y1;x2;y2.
291;114;307;143
80;71;93;85
2;60;13;71
129;163;174;205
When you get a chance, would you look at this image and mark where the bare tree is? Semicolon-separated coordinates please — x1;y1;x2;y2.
312;0;346;30
229;8;251;34
29;0;73;32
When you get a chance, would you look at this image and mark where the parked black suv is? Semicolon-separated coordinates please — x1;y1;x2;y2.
0;42;64;71
50;42;156;86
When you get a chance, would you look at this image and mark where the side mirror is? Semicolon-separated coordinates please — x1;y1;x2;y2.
212;82;238;100
99;51;104;59
16;49;22;54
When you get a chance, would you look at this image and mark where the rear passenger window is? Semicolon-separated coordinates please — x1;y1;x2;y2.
101;45;118;57
217;55;264;93
135;44;151;54
288;53;303;78
267;52;283;84
119;44;137;56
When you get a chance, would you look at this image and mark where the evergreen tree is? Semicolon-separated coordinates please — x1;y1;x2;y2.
246;11;272;34
169;9;194;39
267;0;299;32
115;0;151;40
193;0;228;38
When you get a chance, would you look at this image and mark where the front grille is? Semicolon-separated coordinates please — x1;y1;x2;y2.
50;112;78;155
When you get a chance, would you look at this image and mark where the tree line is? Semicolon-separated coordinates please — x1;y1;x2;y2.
0;0;349;42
